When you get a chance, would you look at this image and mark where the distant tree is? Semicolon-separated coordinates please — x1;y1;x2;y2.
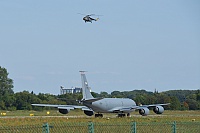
3;94;16;110
0;67;15;110
169;96;181;110
91;92;98;97
58;93;81;105
197;94;200;101
14;91;41;110
0;101;6;110
134;94;147;105
111;91;123;98
185;99;199;110
163;90;196;102
145;95;157;105
187;94;197;101
154;88;159;94
196;90;200;101
180;101;189;110
0;66;14;96
99;91;110;98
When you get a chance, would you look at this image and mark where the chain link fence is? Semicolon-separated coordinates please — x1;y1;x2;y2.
0;124;42;133
0;121;199;133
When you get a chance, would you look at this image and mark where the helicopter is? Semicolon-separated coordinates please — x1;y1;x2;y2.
78;13;101;23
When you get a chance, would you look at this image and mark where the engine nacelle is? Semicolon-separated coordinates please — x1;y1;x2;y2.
84;110;94;116
139;108;149;116
59;108;70;114
153;106;164;114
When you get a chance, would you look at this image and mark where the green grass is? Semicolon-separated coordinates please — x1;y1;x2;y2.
0;110;200;126
0;110;199;133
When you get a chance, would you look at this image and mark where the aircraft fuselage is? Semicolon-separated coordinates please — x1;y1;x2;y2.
83;98;136;113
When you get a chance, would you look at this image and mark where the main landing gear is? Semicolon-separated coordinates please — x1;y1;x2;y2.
95;113;103;118
94;113;130;118
118;113;130;117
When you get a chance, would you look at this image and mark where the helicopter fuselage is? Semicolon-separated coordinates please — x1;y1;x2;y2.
83;16;96;23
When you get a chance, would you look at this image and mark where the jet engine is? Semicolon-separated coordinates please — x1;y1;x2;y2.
84;110;94;116
58;108;70;114
153;106;164;114
139;108;149;116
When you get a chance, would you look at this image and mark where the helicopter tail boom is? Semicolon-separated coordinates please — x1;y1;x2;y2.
95;18;99;21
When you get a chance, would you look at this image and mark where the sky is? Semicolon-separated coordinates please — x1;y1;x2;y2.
0;0;199;94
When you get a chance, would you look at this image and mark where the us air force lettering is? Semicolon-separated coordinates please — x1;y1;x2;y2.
32;71;170;117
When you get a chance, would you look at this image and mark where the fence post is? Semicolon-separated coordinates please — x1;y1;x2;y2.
131;122;137;133
172;121;176;133
88;121;94;133
43;123;50;133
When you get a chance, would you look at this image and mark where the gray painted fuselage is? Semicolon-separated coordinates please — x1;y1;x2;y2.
83;98;136;113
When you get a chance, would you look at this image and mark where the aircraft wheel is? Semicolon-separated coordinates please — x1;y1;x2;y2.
95;114;103;118
127;113;130;117
118;113;125;117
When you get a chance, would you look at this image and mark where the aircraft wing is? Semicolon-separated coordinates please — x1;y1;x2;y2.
132;103;170;110
108;103;170;112
31;104;90;111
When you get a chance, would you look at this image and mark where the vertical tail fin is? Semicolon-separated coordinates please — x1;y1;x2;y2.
80;71;94;100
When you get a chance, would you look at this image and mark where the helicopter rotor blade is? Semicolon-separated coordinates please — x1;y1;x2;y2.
78;13;103;17
89;14;103;16
77;13;95;16
88;14;95;16
77;13;86;16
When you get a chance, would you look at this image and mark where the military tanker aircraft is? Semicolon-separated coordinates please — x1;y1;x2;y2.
32;71;169;117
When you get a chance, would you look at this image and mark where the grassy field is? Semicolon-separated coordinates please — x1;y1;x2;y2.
0;110;200;126
0;110;199;133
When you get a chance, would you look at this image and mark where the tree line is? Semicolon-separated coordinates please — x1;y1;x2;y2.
0;66;200;111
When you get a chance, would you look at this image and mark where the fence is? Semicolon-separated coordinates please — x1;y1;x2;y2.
0;121;199;133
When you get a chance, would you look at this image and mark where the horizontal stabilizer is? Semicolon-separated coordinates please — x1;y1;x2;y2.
83;98;103;103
